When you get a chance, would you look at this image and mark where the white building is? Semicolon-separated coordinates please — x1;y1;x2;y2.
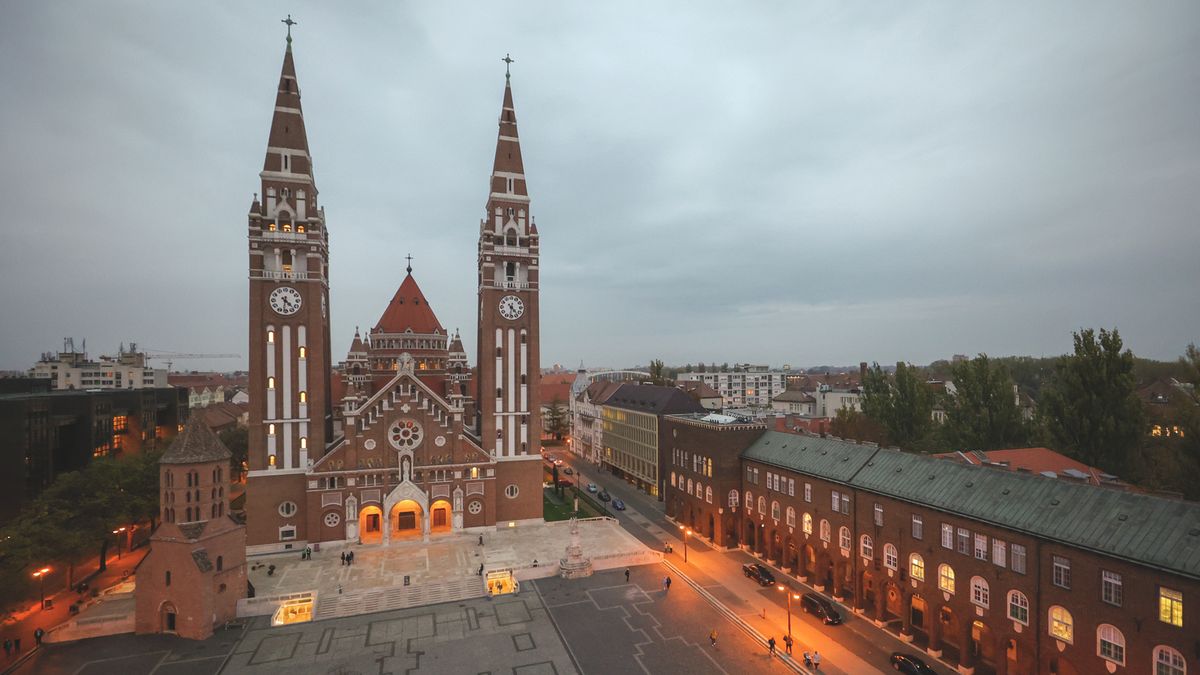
677;366;789;407
811;384;862;417
28;341;167;390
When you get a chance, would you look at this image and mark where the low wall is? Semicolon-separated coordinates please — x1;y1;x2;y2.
44;595;136;644
237;590;315;618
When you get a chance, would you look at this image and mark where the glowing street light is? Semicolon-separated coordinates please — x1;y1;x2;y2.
32;567;51;610
112;526;127;559
777;584;800;642
678;525;691;563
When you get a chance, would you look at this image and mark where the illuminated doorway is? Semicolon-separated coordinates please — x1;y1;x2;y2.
359;505;383;545
390;499;424;540
486;569;519;596
430;499;452;534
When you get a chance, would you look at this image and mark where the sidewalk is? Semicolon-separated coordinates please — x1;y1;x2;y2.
0;549;147;673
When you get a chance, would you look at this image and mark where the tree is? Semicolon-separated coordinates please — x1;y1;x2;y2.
860;362;933;449
648;359;669;385
545;397;569;440
830;408;887;445
1039;328;1143;476
941;354;1029;451
219;426;249;480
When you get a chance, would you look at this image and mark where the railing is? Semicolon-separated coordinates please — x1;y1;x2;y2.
492;245;535;256
259;231;315;243
250;269;314;281
489;280;536;290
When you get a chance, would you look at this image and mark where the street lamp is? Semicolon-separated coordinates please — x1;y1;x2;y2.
678;525;691;563
33;567;51;610
113;527;127;560
777;584;800;642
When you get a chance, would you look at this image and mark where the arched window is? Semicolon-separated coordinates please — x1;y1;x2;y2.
1049;605;1074;644
1154;646;1186;675
860;534;873;559
802;513;813;535
758;496;766;515
909;554;925;581
705;486;712;504
819;519;831;542
696;482;704;499
1007;590;1029;625
670;471;676;487
884;543;898;570
839;526;851;551
938;564;956;593
970;576;989;608
746;491;754;513
786;506;796;528
1097;624;1125;665
728;490;739;509
771;501;781;521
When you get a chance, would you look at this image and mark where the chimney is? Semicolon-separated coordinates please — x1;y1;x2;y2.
859;362;868;380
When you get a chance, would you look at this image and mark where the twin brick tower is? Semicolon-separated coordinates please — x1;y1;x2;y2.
138;28;547;637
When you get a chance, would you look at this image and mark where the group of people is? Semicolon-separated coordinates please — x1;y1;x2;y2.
339;550;355;566
2;628;44;659
764;635;820;668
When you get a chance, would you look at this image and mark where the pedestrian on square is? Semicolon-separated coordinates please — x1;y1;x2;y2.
478;563;484;576
783;634;792;655
33;628;43;647
4;638;11;657
812;650;821;669
709;629;718;647
624;568;630;582
479;534;483;546
803;651;811;667
340;551;346;566
665;576;672;590
768;636;776;656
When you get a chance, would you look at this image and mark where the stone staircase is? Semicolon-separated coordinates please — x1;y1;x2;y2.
314;576;484;621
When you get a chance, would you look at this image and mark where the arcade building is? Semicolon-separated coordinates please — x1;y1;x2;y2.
242;33;545;555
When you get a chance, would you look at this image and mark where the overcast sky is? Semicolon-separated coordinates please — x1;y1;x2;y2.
1;2;1197;373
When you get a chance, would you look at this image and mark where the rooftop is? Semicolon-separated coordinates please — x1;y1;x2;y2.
161;416;233;465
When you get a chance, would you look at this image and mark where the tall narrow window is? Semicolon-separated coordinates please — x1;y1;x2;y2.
1053;556;1071;589
1007;590;1029;625
1102;571;1123;607
298;346;306;358
299;390;307;403
1159;587;1183;627
909;554;925;582
911;515;924;540
1097;624;1125;665
267;376;275;389
938;564;956;594
874;503;883;527
1049;606;1074;643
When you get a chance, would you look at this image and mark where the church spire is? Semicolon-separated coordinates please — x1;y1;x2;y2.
487;58;528;207
261;22;313;185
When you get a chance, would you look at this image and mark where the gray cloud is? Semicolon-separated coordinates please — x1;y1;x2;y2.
1;2;1197;373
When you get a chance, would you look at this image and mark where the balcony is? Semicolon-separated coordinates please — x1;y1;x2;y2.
492;244;536;256
251;269;314;281
259;231;315;243
490;280;537;290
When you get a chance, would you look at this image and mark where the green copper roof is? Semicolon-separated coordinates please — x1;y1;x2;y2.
742;431;1200;580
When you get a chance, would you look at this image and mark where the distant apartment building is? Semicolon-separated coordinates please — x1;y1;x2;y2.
812;384;862;417
568;368;647;465
168;373;249;410
28;340;167;390
677;366;789;407
600;382;705;498
0;381;188;519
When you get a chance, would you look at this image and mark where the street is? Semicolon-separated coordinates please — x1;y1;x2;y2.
554;449;956;675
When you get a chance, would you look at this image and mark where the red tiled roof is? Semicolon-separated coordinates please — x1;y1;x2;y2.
541;381;572;405
935;447;1110;485
374;273;445;335
678;380;720;399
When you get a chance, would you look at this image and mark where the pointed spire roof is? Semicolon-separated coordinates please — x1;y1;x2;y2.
349;327;366;354
262;37;313;179
486;72;528;205
449;328;465;354
374;273;445;335
161;416;232;465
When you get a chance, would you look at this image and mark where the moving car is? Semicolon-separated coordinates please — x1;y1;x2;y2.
889;653;937;674
612;499;626;510
742;563;775;586
598;490;612;502
563;467;573;475
800;592;843;625
554;459;563;466
587;483;598;492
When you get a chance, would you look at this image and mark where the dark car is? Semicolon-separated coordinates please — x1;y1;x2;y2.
890;652;937;674
598;490;612;502
563;467;573;475
741;563;775;586
800;592;842;624
612;498;626;510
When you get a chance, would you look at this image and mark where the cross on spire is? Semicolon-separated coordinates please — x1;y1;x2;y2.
405;253;413;274
282;14;297;45
502;53;514;80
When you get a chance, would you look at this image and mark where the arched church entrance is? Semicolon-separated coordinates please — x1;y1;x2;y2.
390;500;424;540
160;601;178;633
430;499;452;534
359;505;383;544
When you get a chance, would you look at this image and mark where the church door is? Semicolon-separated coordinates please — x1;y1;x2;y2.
433;507;447;527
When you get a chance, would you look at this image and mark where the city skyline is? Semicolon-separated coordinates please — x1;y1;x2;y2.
2;2;1198;372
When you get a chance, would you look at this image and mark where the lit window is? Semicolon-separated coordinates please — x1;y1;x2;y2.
268;423;276;435
1008;590;1029;625
1159;587;1183;627
267;376;275;389
820;519;831;542
300;437;307;449
938;564;956;594
860;534;873;559
299;346;307;358
268;454;276;466
970;576;989;608
1097;624;1125;665
1049;606;1074;643
1154;646;1186;675
909;554;925;582
267;330;275;343
705;486;712;504
802;513;813;535
299;390;307;403
884;544;898;570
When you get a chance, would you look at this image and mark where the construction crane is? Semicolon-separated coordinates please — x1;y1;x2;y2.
143;349;241;372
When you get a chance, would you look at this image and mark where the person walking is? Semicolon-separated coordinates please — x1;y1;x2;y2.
812;650;821;669
348;551;355;565
33;628;44;647
624;568;630;583
803;651;811;667
768;636;776;657
478;563;484;576
12;638;19;653
479;534;484;546
709;629;718;648
783;634;793;655
340;551;347;566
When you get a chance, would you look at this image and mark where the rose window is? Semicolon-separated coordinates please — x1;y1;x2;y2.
468;501;483;515
323;512;340;528
388;419;423;450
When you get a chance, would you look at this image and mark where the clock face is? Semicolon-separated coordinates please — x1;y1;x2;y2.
269;286;302;315
498;295;524;320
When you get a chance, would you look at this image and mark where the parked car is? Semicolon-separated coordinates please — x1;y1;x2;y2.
563;467;573;475
556;479;573;489
800;592;843;625
889;652;937;674
554;459;563;466
587;482;598;492
598;490;612;502
742;563;775;586
612;499;626;510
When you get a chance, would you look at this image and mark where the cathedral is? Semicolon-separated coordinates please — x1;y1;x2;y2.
242;33;544;554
